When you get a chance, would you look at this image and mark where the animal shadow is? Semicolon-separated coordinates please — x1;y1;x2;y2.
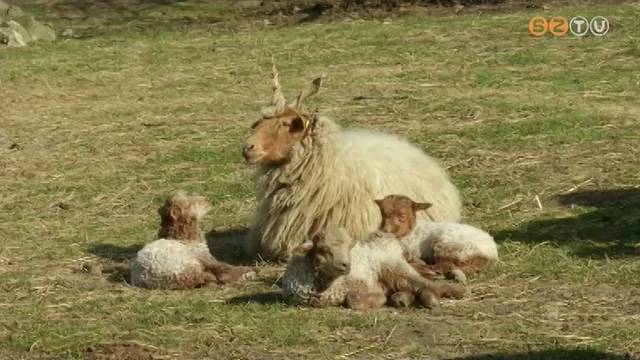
206;227;252;265
494;188;640;259
226;291;286;305
451;348;632;360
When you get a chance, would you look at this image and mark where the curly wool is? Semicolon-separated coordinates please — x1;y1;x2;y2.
281;231;406;306
130;240;213;289
402;220;498;263
248;115;462;260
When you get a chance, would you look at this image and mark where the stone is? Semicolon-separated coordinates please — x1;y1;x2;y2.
0;0;9;17
1;20;31;47
61;28;73;38
6;5;23;19
234;0;262;10
27;17;56;42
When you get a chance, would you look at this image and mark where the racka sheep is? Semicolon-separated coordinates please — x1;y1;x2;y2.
281;226;465;309
375;194;498;283
243;62;462;260
130;192;255;289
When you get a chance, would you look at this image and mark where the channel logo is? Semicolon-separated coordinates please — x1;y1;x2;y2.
528;16;610;37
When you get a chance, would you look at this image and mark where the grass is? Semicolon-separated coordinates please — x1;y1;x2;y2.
1;0;640;359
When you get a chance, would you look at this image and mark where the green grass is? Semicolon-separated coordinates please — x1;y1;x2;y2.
1;0;640;359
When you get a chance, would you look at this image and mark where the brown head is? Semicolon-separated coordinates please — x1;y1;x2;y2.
292;227;356;289
157;192;212;241
374;195;432;239
242;59;323;166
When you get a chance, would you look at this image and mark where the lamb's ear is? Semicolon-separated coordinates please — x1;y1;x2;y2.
190;196;213;220
413;202;433;212
292;242;314;255
169;205;182;220
311;232;325;245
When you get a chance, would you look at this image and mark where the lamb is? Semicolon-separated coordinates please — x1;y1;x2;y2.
243;61;462;260
130;192;256;289
281;226;465;309
375;194;498;284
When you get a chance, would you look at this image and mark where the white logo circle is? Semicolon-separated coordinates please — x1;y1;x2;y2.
569;16;589;37
590;16;610;37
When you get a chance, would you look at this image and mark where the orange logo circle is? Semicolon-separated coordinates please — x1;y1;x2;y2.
528;16;548;37
549;16;569;36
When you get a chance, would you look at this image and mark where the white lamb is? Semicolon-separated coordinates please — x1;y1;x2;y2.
130;192;255;289
375;194;498;284
281;226;464;309
242;62;462;260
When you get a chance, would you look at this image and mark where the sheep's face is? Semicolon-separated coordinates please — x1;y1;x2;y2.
292;228;356;288
158;192;212;240
243;107;312;166
375;195;432;239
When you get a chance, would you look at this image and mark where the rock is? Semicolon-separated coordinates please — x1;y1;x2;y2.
234;0;262;10
0;20;31;47
6;5;23;19
61;28;73;38
0;0;9;13
0;1;8;23
27;18;56;42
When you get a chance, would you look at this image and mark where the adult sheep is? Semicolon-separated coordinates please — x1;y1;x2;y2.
242;63;462;260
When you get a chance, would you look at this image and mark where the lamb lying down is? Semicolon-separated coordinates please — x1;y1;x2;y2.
281;227;464;310
130;192;255;289
375;195;498;284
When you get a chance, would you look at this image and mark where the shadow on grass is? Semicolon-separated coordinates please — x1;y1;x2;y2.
451;349;634;360
206;227;251;265
495;188;640;259
88;243;143;262
451;348;633;360
226;291;286;305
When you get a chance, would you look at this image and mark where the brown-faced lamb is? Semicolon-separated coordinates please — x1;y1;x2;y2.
281;226;465;310
242;62;462;260
130;192;256;289
375;194;498;284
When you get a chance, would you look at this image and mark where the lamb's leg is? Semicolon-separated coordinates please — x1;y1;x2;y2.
344;289;388;310
379;260;442;309
196;252;256;284
206;262;256;284
408;258;442;279
381;260;466;308
389;291;415;308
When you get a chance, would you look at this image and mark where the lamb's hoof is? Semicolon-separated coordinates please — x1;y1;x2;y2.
418;289;440;310
390;292;415;308
240;270;258;281
447;269;467;284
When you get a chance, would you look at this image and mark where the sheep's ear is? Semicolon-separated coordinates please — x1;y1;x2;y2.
289;115;309;133
293;242;314;255
374;199;384;209
413;202;433;212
